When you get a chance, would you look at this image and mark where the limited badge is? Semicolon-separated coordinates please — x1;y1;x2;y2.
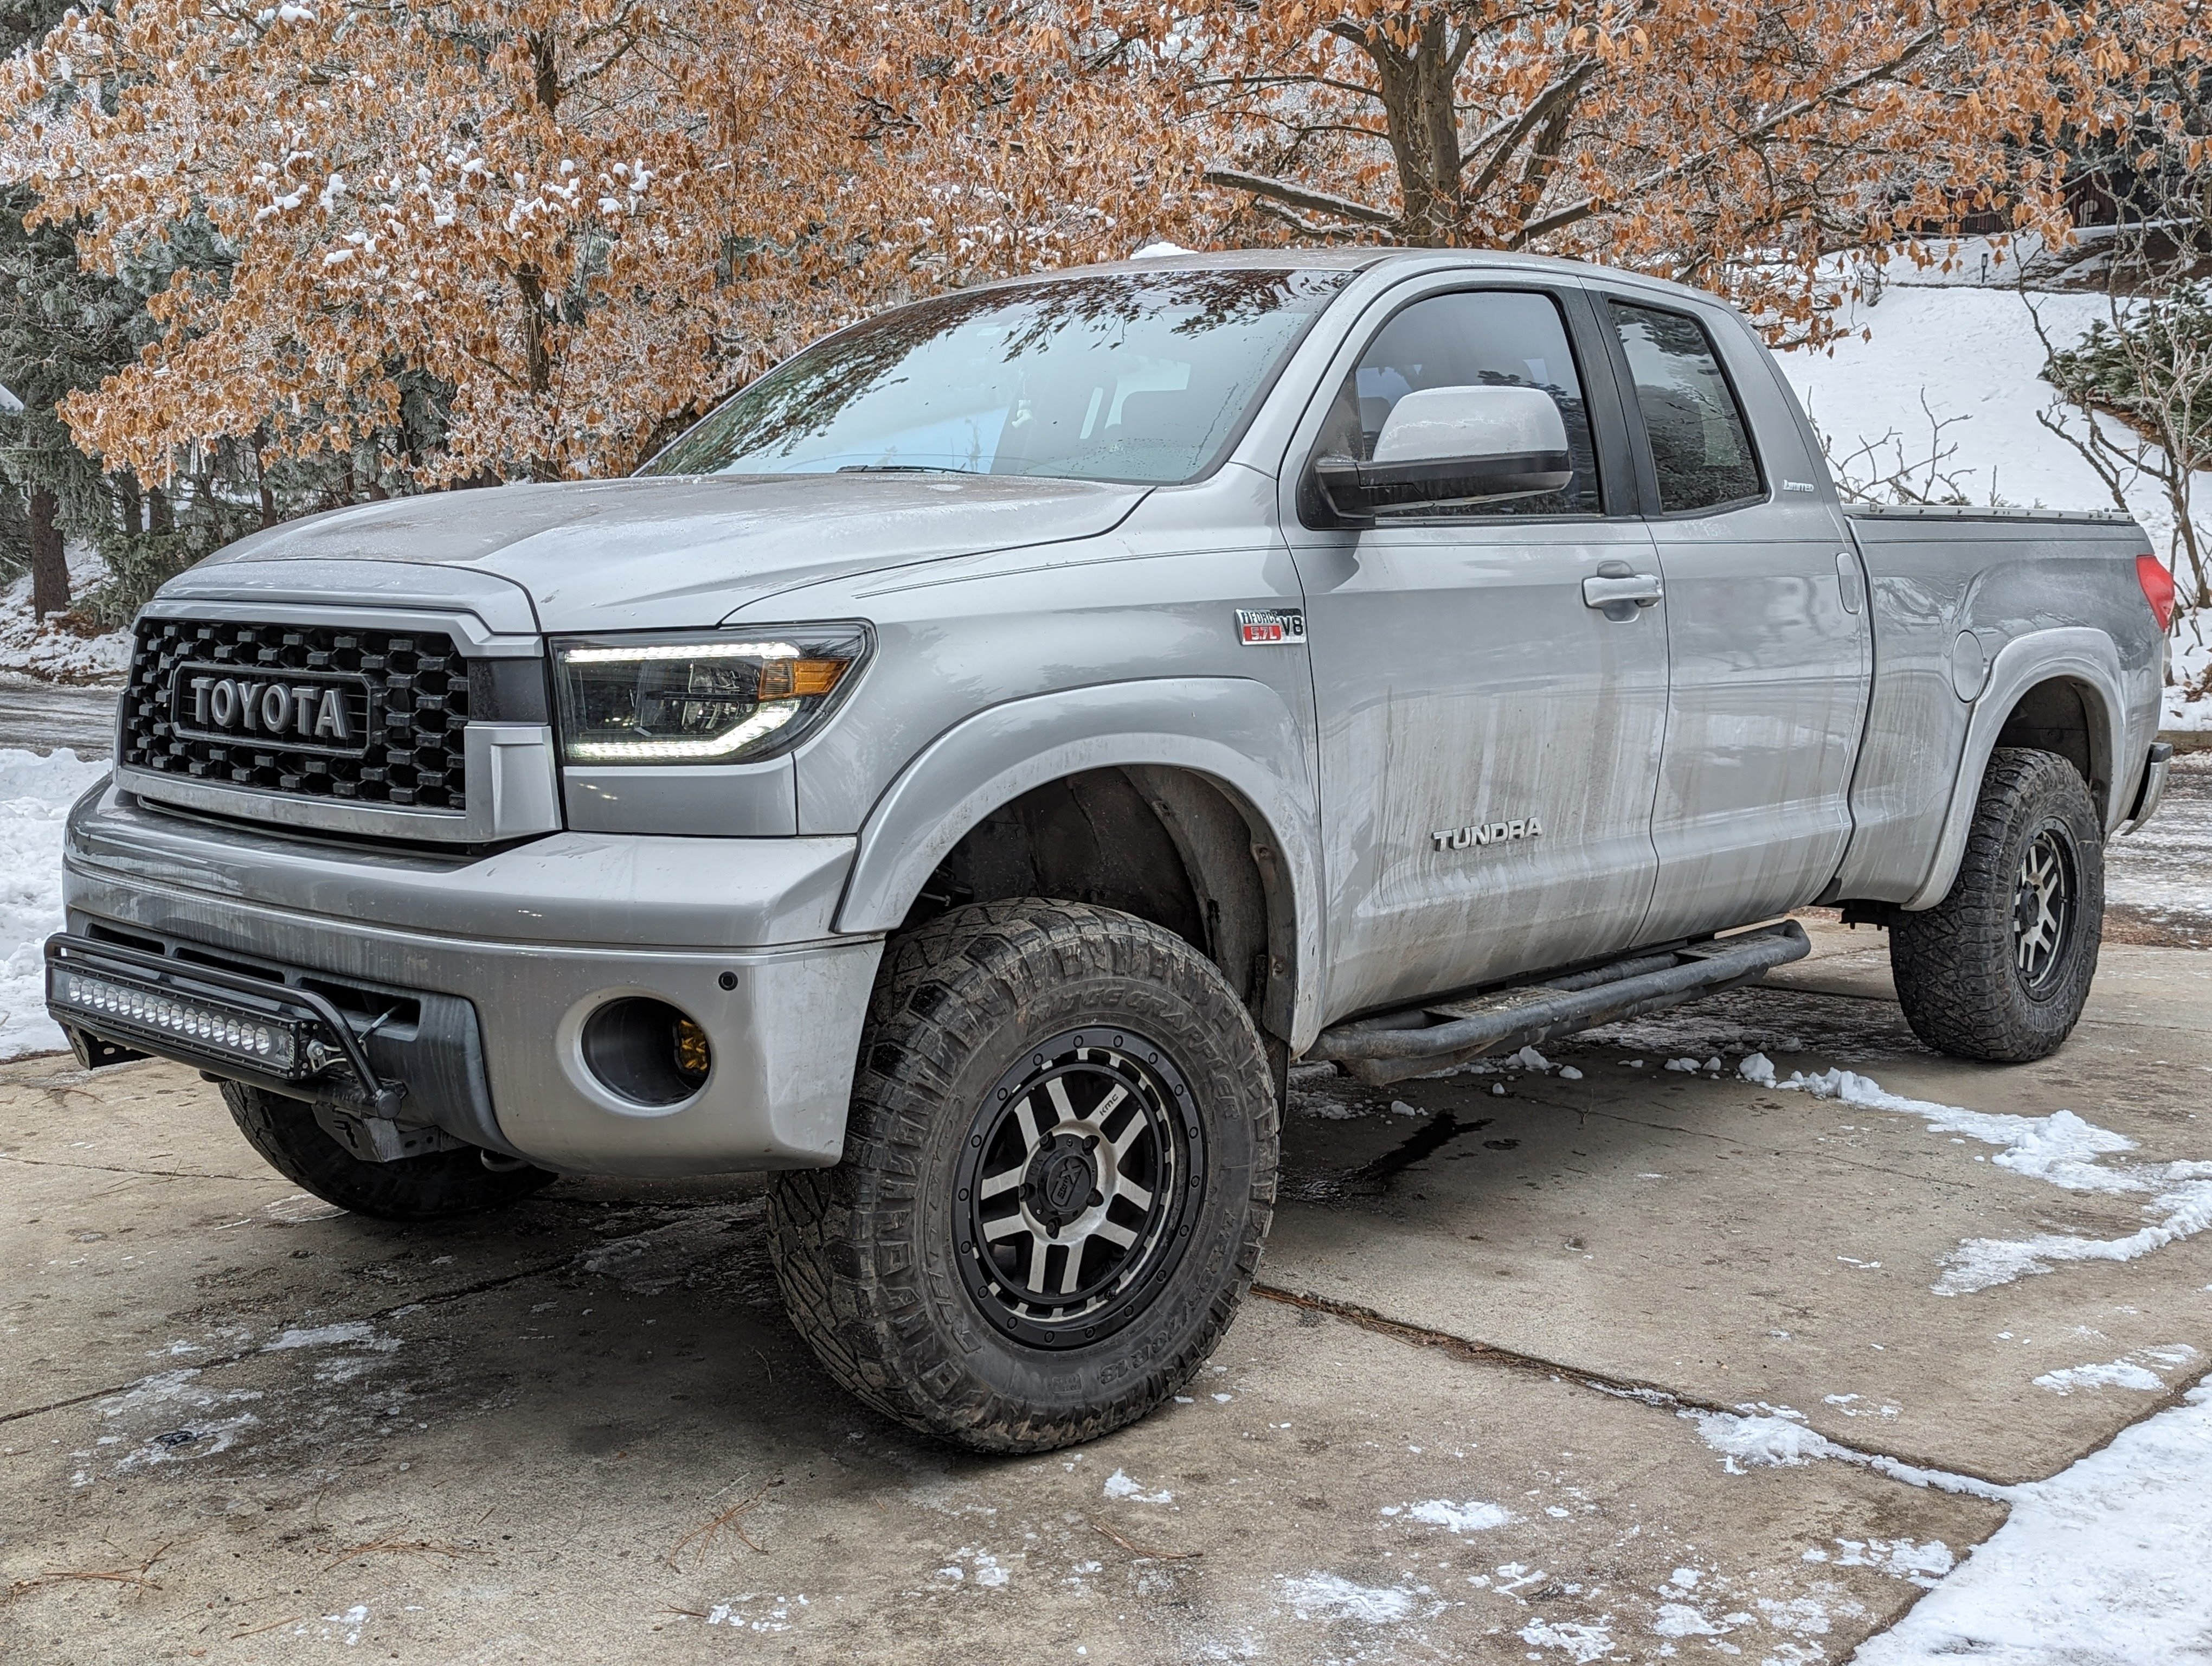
1236;607;1306;647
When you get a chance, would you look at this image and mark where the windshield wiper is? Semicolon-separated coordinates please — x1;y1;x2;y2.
835;463;974;475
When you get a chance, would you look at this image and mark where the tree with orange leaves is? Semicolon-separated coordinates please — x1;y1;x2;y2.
1094;0;2208;341
9;0;2201;515
5;2;1198;490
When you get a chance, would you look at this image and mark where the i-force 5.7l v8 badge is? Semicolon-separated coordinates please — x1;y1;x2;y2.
1235;607;1306;646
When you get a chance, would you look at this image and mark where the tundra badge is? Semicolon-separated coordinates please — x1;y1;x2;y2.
1236;607;1306;646
1433;818;1543;851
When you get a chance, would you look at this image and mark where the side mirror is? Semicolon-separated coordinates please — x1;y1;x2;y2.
1312;385;1574;526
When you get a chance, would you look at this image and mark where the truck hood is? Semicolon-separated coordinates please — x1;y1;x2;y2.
175;473;1149;632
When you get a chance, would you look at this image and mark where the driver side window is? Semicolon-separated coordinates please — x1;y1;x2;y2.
1313;290;1602;517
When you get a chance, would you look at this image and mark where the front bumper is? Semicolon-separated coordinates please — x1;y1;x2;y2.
60;783;882;1175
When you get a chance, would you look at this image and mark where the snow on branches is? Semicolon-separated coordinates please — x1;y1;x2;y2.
5;1;1197;485
4;1;2202;489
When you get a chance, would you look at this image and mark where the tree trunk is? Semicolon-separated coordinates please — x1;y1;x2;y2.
529;30;560;112
515;266;560;482
1361;15;1463;245
117;471;143;536
28;485;67;619
147;485;173;535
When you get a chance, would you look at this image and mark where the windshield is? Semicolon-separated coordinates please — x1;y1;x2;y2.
638;268;1351;485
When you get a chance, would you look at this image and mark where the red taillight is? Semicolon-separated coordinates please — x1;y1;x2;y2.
2138;554;2176;631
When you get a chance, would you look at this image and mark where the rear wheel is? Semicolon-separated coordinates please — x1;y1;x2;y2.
1891;746;2104;1062
767;899;1278;1453
222;1082;556;1221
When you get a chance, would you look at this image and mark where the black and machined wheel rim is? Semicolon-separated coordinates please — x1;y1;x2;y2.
953;1027;1206;1351
2011;822;2079;996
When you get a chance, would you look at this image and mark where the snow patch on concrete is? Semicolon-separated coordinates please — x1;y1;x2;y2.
1685;1404;2011;1501
1517;1616;1616;1661
1832;1538;1955;1589
1690;1406;1831;1472
1853;1386;2212;1664
2033;1344;2197;1395
1102;1468;1173;1505
1760;1067;2212;1293
1278;1572;1419;1625
1400;1498;1514;1533
263;1321;398;1353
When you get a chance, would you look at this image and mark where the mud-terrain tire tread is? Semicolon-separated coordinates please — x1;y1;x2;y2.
767;899;1279;1454
1890;746;2104;1063
223;1082;556;1220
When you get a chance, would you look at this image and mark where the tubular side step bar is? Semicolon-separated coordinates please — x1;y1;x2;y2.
1307;920;1811;1086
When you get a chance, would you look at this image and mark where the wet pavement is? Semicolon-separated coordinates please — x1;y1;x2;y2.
0;680;117;759
2107;749;2212;948
3;923;2208;1663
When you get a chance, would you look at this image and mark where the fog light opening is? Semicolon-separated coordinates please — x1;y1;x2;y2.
580;997;712;1107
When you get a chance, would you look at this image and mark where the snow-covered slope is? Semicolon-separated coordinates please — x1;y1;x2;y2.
1773;280;2212;730
0;747;112;1060
0;543;132;684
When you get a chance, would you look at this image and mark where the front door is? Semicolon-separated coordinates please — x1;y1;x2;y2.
1600;296;1872;941
1283;284;1671;1024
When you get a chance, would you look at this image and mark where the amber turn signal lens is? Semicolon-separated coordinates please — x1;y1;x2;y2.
755;658;851;701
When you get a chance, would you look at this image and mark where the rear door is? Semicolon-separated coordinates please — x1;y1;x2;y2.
1600;295;1870;940
1281;280;1671;1023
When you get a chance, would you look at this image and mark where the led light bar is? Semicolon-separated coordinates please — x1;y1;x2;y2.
51;969;301;1072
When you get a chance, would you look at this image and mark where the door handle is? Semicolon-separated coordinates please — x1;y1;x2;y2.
1582;573;1663;610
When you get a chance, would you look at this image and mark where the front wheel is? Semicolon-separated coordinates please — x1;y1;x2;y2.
767;900;1279;1453
1891;746;2104;1062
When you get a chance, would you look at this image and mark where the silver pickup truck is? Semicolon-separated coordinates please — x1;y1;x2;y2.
49;250;2174;1452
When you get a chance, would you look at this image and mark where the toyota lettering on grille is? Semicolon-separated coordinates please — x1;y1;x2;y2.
166;667;375;757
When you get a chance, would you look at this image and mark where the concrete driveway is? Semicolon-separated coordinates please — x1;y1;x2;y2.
3;921;2207;1663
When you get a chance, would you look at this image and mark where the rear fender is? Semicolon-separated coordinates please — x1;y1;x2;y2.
1904;627;2127;911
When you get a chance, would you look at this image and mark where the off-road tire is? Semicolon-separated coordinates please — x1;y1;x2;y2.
767;899;1279;1453
222;1082;556;1220
1891;746;2104;1063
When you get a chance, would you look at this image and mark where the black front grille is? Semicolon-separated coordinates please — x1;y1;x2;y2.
123;619;470;811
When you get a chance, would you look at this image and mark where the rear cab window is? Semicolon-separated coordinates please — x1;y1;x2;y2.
1607;300;1764;514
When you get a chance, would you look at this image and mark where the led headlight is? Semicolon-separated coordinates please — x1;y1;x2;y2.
551;626;869;765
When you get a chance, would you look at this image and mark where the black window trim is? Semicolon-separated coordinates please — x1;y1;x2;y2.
1294;278;1637;531
1598;292;1772;520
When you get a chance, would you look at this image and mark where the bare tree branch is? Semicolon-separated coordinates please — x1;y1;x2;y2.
1200;166;1398;228
1513;24;1945;245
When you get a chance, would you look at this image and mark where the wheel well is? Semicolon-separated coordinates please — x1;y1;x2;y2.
902;766;1295;1046
1994;677;2110;817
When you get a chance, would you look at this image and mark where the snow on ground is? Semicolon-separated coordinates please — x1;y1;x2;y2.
0;544;132;685
0;747;113;1060
1616;1040;2212;1660
1772;270;2212;730
1851;1385;2212;1666
1735;1057;2212;1296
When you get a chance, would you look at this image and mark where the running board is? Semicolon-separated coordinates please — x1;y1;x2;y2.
1307;920;1811;1086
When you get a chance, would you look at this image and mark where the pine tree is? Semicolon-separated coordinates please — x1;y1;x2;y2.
0;0;142;618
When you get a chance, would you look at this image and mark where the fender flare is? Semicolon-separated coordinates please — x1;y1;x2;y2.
1903;626;2127;911
834;677;1328;1049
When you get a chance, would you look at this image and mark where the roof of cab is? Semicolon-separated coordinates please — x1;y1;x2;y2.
957;245;1730;314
